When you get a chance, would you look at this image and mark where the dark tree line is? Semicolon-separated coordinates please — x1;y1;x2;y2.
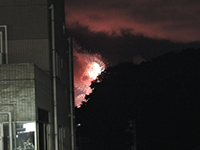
76;48;200;150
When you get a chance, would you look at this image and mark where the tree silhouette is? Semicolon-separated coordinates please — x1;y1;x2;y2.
76;48;200;150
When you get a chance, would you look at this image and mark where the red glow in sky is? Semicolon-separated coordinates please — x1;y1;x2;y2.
65;0;200;42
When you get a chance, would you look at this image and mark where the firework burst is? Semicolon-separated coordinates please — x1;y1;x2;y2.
73;43;106;108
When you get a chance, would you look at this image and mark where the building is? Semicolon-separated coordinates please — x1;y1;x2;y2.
0;0;75;150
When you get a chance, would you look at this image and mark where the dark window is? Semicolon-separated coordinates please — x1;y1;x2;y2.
38;108;49;123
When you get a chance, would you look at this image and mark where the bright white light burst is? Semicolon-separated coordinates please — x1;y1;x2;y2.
73;44;106;108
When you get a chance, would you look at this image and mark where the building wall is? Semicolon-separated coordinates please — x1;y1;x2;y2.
56;79;71;150
8;39;50;74
0;0;75;149
34;64;54;150
0;63;57;122
0;0;51;74
0;0;48;6
34;64;53;118
0;63;36;122
0;0;70;81
33;61;72;150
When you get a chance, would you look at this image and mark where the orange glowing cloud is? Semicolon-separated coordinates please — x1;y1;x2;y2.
65;0;200;42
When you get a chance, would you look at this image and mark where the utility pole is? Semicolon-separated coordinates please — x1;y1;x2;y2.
126;119;136;150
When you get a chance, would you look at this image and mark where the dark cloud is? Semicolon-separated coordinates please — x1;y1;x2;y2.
66;25;200;66
127;1;199;23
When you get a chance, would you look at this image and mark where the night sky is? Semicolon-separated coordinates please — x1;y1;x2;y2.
64;1;200;150
65;0;200;66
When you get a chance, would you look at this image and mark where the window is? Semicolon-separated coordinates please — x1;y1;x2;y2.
0;122;36;150
0;25;8;64
16;123;35;150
